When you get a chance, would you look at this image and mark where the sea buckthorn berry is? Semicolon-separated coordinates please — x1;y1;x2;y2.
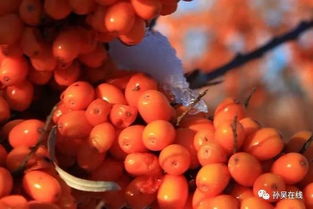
286;130;313;159
179;116;214;132
0;14;23;45
239;117;261;136
61;81;95;110
196;163;230;196
240;197;274;209
214;98;245;128
68;0;96;15
44;0;71;20
243;128;284;160
110;104;138;129
193;128;215;151
3;80;34;111
28;66;52;85
0;42;23;57
192;188;215;209
214;120;245;154
30;44;57;72
0;167;13;198
78;27;97;55
160;0;178;15
76;143;105;171
137;90;175;123
119;17;146;45
197;142;228;166
88;122;116;153
228;152;262;187
132;175;162;195
53;29;82;63
0;195;28;209
125;73;158;107
0;119;24;139
124;152;161;176
9;119;44;148
157;175;188;209
85;99;112;126
23;170;62;203
0;56;29;86
19;0;42;25
118;125;147;154
86;6;108;33
52;102;72;124
6;147;35;172
253;173;286;203
275;199;306;209
125;176;157;209
54;61;81;87
175;128;199;169
0;96;10;123
20;27;43;58
105;1;136;35
300;161;313;187
79;44;108;68
271;152;309;184
57;110;93;138
196;194;240;209
90;158;124;181
131;0;161;20
304;183;313;209
107;73;134;90
143;120;176;151
96;83;127;104
159;144;191;175
229;184;254;202
109;130;128;161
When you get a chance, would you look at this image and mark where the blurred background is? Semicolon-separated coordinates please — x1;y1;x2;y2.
155;0;313;138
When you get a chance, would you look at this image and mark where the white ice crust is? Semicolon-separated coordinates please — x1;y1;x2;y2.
109;30;208;113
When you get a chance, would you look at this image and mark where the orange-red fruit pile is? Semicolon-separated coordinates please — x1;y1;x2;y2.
57;76;313;209
2;72;311;209
0;0;183;123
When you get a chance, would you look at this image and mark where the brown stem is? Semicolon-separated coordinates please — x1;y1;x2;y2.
186;19;313;89
175;88;209;126
244;87;257;108
231;116;238;154
13;104;58;176
299;135;313;154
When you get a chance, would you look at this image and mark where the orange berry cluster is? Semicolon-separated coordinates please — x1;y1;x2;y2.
0;0;183;120
1;73;312;209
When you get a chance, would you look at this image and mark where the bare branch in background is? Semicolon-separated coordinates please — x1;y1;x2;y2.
186;19;313;89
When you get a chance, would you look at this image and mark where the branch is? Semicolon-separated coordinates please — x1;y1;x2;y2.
299;135;313;154
175;88;209;126
231;116;238;154
13;104;58;176
186;19;313;89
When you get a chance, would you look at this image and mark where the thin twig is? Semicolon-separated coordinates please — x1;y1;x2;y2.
148;17;158;31
175;88;209;126
244;87;257;108
186;19;313;89
299;135;313;154
231;116;238;154
13;104;58;176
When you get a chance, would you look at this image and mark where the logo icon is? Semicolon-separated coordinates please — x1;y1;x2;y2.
258;190;270;200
